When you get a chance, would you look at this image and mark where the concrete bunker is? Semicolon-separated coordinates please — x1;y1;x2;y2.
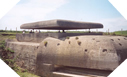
6;19;127;77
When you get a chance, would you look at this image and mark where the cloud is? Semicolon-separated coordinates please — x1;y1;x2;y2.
0;0;127;32
0;0;68;30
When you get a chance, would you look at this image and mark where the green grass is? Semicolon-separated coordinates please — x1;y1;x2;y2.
17;72;40;77
114;30;127;36
103;30;127;36
0;30;17;40
66;31;89;33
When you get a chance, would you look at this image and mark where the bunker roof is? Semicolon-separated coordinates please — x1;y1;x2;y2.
20;19;103;30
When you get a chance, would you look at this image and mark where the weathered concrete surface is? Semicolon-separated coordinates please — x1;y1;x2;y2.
16;33;102;43
36;37;61;76
52;72;107;77
6;35;127;77
6;40;39;73
20;19;103;30
36;36;127;75
52;66;110;77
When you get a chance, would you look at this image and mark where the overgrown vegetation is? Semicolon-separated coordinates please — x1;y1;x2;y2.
0;40;5;50
0;40;15;69
0;40;40;77
0;30;40;77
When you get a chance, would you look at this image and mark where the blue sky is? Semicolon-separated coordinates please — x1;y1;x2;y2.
45;0;121;21
0;0;127;32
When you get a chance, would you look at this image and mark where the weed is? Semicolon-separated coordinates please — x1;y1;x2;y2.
5;59;15;65
0;40;5;44
0;44;5;50
6;48;15;53
44;41;48;46
0;40;5;50
22;69;28;72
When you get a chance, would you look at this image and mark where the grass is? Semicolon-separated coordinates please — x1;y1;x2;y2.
103;30;127;36
17;72;40;77
66;31;89;33
114;30;127;36
6;48;15;53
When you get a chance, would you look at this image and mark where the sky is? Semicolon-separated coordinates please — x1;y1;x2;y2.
0;0;127;32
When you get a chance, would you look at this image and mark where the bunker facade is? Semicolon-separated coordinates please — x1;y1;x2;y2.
6;19;127;77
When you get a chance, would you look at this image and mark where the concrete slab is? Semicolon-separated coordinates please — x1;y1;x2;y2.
53;72;106;77
20;19;103;30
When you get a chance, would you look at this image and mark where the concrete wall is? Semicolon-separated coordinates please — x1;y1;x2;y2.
6;40;39;73
6;35;127;77
16;32;102;42
36;36;127;76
